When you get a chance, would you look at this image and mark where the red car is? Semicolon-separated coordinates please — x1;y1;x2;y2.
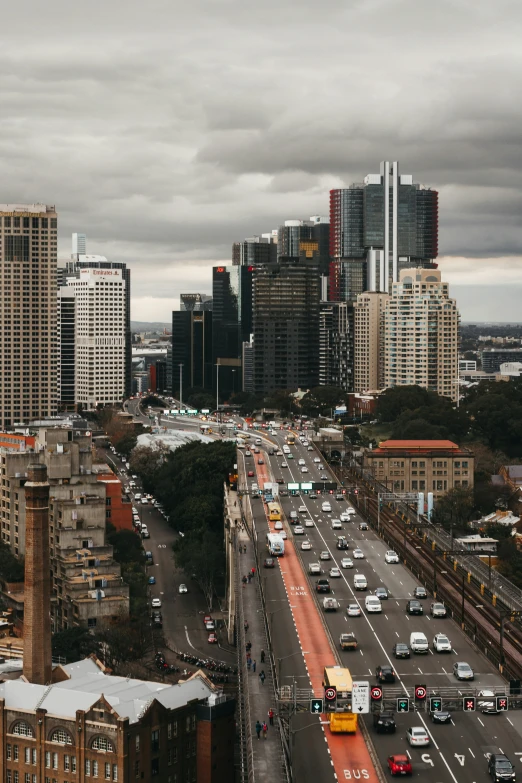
387;755;412;776
208;632;218;644
248;470;254;477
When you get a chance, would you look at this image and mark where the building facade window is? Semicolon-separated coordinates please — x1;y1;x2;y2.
50;728;73;745
12;721;34;737
91;736;114;753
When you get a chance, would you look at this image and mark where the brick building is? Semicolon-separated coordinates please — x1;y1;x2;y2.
93;466;133;531
364;439;474;497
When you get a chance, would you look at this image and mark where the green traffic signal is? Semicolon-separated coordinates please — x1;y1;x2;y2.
430;697;442;712
397;698;409;713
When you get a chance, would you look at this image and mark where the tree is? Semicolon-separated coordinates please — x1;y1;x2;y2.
0;541;25;584
300;386;346;418
97;616;160;669
391;417;448;441
173;532;224;610
107;527;145;565
130;443;169;491
376;386;439;423
432;486;475;531
52;627;100;663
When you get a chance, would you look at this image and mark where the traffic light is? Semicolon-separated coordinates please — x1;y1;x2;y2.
397;697;409;713
463;696;476;712
430;697;442;712
496;696;508;711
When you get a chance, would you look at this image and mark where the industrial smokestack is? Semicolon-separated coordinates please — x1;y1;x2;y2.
23;463;52;684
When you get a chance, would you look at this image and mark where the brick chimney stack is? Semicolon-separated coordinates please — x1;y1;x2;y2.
23;463;52;684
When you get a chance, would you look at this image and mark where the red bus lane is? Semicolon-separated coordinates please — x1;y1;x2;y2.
255;462;380;783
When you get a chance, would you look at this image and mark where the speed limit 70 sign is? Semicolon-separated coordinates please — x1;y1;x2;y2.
324;687;337;701
371;686;383;701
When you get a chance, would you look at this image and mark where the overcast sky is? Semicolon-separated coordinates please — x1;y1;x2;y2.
2;0;521;321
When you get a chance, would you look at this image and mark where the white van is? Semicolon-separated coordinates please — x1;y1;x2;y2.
365;595;382;613
322;502;332;513
353;574;367;591
410;632;429;654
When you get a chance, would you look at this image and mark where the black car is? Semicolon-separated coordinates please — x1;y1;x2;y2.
276;477;284;484
316;579;331;593
359;522;368;531
279;489;289;496
431;710;452;724
373;711;396;733
406;599;423;615
413;586;428;599
264;558;275;568
375;587;388;600
392;643;410;659
488;754;515;782
376;664;395;683
336;537;349;550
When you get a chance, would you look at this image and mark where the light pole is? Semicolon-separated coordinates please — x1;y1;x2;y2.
277;650;309;686
178;363;183;410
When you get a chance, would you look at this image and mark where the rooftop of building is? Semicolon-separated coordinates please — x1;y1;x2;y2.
0;203;55;213
372;439;464;453
503;466;522;479
0;658;216;724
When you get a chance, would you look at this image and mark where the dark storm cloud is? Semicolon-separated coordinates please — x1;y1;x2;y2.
1;0;521;318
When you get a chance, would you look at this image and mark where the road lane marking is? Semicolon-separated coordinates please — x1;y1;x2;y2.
477;717;485;727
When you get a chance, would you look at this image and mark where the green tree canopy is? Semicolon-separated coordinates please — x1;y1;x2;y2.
376;386;440;423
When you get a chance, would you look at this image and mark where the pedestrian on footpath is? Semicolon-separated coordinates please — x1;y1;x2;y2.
242;575;247;586
251;566;256;578
252;659;256;673
262;721;268;740
247;657;252;671
268;708;274;726
246;640;252;652
260;649;265;664
244;620;249;632
259;670;266;685
255;721;262;740
247;573;252;583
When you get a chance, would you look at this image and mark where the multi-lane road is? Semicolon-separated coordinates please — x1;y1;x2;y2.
241;427;522;783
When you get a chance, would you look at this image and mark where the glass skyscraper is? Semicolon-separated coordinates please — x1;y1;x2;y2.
212;266;253;397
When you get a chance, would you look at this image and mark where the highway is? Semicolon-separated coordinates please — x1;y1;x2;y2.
244;427;522;783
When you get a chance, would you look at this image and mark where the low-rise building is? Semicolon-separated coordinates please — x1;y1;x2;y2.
93;464;133;531
499;465;522;494
454;535;497;552
364;439;474;497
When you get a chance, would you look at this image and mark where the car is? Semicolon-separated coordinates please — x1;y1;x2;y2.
151;598;162;608
376;665;396;683
301;467;309;473
406;600;423;615
453;661;474;680
141;526;150;539
340;512;351;522
287;453;294;459
281;462;288;468
264;557;275;568
280;489;289;496
406;727;430;747
375;587;388;600
430;602;447;618
247;470;254;477
258;458;264;465
317;464;324;471
298;505;307;513
347;604;361;617
148;576;156;585
274;521;283;530
253;448;260;454
308;562;321;575
313;457;320;463
307;445;313;451
392;643;410;659
478;689;499;714
433;633;452;653
336;494;345;501
205;619;215;631
431;709;452;724
340;632;358;651
329;567;341;578
353;548;364;559
316;579;331;593
178;584;188;594
208;632;218;644
305;519;314;527
336;536;349;549
134;493;142;501
294;525;305;535
280;530;287;539
359;521;368;531
141;497;149;505
373;711;396;734
384;550;399;564
413;586;428;599
298;459;306;466
276;477;284;484
301;540;312;550
320;551;331;560
387;755;412;776
323;597;339;611
488;754;516;782
245;451;252;457
341;557;354;569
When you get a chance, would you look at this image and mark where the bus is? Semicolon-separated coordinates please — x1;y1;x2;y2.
286;433;295;445
267;502;281;522
323;666;357;733
266;533;285;556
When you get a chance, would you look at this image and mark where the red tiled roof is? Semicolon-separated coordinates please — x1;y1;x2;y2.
376;439;460;450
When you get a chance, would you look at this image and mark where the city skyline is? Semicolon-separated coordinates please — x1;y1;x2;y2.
0;0;520;322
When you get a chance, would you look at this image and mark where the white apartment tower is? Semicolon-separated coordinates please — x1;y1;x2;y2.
0;203;57;427
382;268;459;401
353;292;389;392
66;268;126;408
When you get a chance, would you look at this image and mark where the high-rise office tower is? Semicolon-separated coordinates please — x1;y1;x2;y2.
319;302;354;391
180;293;213;311
353;291;390;392
232;234;278;266
0;203;58;428
329;162;438;299
65;268;126;408
71;232;87;256
171;310;213;394
252;259;320;394
382;268;458;401
57;287;76;408
65;250;132;398
277;218;330;275
212;266;253;397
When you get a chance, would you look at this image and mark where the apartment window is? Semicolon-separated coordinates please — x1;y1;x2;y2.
151;729;159;753
85;760;91;776
64;755;70;771
454;461;460;468
14;746;19;761
51;729;72;745
52;753;58;770
93;760;99;777
105;762;111;779
135;735;140;753
24;774;30;783
151;759;159;776
134;761;139;779
12;721;34;737
31;749;36;765
112;764;118;781
462;461;468;468
411;461;418;468
45;752;51;768
462;480;469;487
6;772;11;783
419;481;426;490
7;744;12;760
411;481;418;490
25;748;30;764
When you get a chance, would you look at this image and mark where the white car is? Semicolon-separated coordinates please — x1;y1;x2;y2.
141;497;149;504
301;540;312;550
313;457;320;463
151;598;162;608
304;519;314;527
178;584;188;594
353;549;364;559
298;459;306;466
141;526;150;539
341;557;354;569
307;446;313;451
340;512;351;522
385;551;399;564
280;530;287;539
347;604;361;617
320;551;331;561
331;519;342;529
302;440;309;446
294;525;305;535
477;689;499;714
281;462;288;468
274;521;283;530
346;506;356;516
433;633;452;653
317;464;324;471
407;727;430;747
329;567;341;578
301;467;309;473
298;506;307;513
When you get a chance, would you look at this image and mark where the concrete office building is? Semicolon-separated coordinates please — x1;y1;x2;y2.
277;217;330;276
65;268;126;409
481;349;522;374
319;302;354;391
180;293;213;312
252;258;320;393
0;204;58;428
232;234;277;266
57;287;76;408
382;268;459;402
241;338;254;393
353;292;389;393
